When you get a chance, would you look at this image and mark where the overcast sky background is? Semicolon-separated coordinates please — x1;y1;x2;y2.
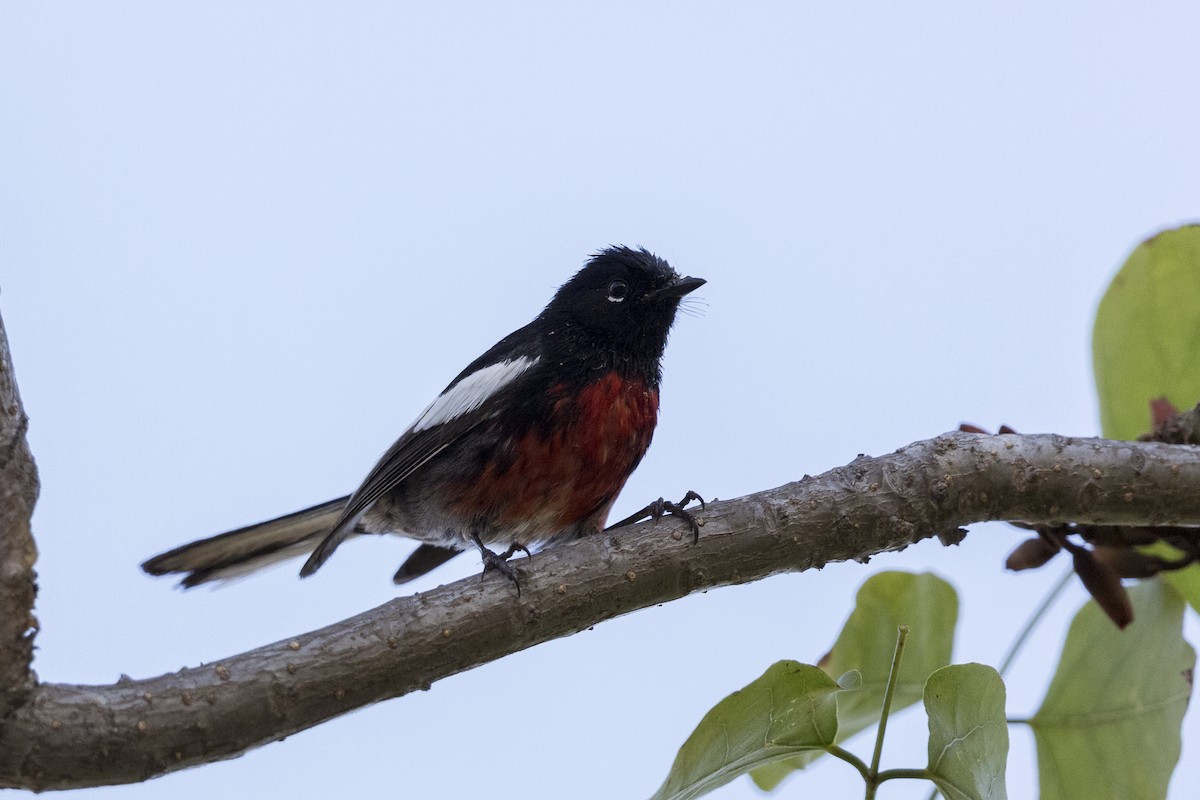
4;3;1200;798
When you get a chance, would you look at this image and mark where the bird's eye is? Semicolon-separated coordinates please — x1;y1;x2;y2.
607;280;629;302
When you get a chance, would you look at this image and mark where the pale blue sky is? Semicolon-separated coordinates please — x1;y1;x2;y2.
3;3;1200;798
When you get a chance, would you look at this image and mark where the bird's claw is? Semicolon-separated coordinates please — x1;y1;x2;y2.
607;490;706;543
473;537;530;596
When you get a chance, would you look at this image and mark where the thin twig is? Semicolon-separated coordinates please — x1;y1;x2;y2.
866;626;910;800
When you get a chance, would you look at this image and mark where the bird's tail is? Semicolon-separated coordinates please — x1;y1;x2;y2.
142;497;350;588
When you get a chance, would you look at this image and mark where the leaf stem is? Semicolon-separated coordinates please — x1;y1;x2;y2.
876;767;935;782
864;625;909;799
827;745;871;782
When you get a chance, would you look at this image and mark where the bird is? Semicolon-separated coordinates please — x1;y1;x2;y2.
142;246;705;591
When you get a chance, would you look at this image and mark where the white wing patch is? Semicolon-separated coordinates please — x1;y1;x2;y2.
413;356;538;432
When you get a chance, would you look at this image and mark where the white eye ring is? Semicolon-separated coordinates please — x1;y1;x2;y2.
607;279;629;302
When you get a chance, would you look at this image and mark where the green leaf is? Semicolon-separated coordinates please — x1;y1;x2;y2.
1093;224;1200;441
924;664;1008;800
1092;225;1200;614
1139;540;1200;616
829;572;958;725
745;761;794;794
751;571;958;790
649;661;842;800
1161;564;1200;615
1029;579;1195;800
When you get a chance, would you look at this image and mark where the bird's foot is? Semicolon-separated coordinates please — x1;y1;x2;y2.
605;490;706;543
472;536;531;596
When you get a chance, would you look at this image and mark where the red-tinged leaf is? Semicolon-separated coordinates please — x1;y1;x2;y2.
1150;397;1180;427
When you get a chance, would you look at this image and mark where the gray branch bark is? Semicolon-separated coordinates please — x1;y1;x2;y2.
3;425;1200;788
0;308;39;719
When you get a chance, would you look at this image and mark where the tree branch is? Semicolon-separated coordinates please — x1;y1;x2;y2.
0;308;39;719
3;431;1200;789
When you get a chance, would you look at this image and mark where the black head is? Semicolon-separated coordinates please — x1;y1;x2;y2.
539;246;704;375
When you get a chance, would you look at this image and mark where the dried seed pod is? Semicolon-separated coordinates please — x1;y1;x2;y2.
1006;537;1059;571
1088;525;1163;546
1071;546;1134;629
1091;545;1164;579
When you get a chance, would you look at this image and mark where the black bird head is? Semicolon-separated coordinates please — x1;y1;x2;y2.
540;246;704;375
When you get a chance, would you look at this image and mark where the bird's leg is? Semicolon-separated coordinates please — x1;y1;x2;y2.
471;534;531;595
605;490;706;543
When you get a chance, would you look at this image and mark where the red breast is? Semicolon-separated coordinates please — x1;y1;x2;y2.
453;372;659;533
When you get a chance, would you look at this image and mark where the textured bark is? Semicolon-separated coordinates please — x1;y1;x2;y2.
0;309;38;720
2;432;1200;789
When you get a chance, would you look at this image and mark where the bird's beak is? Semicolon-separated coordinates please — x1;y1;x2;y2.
648;275;706;301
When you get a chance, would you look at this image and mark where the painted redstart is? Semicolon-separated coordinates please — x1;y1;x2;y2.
142;246;705;590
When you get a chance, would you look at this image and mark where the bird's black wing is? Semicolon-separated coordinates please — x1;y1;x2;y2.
299;322;543;576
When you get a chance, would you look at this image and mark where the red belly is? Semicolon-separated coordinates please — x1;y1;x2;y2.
455;372;659;534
